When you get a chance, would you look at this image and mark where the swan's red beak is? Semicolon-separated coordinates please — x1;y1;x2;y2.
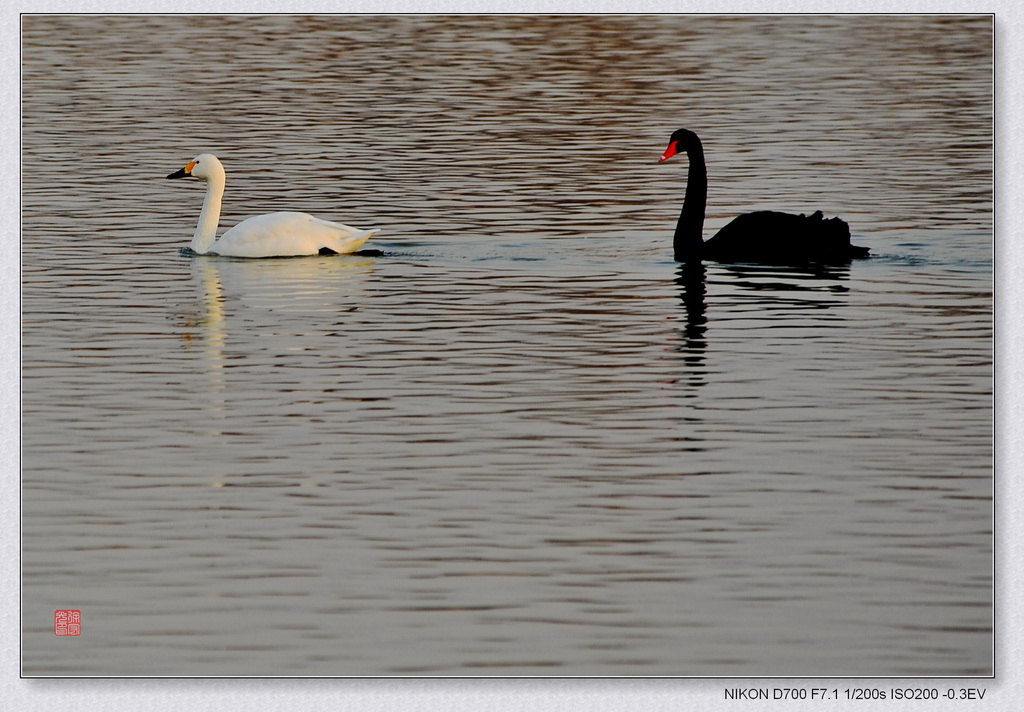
659;141;679;163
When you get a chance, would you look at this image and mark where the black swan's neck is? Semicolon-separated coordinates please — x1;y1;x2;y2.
674;140;708;261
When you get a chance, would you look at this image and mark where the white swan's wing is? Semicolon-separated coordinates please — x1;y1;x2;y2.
213;212;376;257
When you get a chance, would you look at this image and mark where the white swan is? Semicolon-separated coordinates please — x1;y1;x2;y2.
166;153;378;257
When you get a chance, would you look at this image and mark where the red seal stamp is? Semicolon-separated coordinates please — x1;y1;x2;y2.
54;610;81;636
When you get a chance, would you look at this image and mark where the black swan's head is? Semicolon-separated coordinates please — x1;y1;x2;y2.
659;129;702;163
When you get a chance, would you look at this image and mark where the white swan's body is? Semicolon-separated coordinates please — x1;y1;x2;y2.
167;154;377;258
204;210;375;258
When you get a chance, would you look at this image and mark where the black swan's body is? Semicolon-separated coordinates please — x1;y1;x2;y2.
660;129;869;264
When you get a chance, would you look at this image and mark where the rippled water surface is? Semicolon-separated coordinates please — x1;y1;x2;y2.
21;15;992;676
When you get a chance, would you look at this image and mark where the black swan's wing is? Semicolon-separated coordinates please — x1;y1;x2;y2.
703;210;865;263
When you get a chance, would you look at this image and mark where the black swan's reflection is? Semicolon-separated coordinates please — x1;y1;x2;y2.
673;261;854;368
675;261;708;351
716;261;854;297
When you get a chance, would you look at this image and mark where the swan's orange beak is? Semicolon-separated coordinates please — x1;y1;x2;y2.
166;160;196;179
659;141;679;163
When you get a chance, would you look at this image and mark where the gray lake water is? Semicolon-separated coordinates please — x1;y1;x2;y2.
21;14;992;676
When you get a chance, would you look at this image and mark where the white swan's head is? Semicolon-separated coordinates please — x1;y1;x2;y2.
167;153;224;181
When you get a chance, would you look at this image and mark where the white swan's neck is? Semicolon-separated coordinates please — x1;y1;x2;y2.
191;169;225;254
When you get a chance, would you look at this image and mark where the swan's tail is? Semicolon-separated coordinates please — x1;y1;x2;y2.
325;229;378;255
803;211;869;258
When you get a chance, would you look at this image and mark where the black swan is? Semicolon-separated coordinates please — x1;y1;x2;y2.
659;129;869;263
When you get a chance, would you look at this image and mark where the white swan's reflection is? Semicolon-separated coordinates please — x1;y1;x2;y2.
181;254;377;437
213;254;376;314
187;257;227;435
